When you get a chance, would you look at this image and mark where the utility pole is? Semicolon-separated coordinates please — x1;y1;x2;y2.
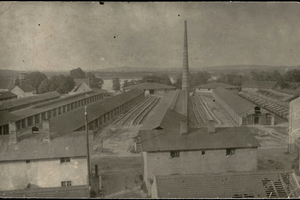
85;106;91;197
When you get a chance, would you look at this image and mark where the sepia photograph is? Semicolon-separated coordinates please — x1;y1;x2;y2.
1;1;300;198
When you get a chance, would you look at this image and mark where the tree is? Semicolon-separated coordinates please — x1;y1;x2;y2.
38;79;51;94
159;74;172;86
70;67;86;79
86;72;104;89
112;78;121;91
37;75;75;94
26;72;48;92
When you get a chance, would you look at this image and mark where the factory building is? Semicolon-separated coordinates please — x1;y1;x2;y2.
195;82;239;94
212;87;274;125
241;81;278;92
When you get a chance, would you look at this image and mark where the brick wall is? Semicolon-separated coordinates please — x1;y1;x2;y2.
143;148;258;193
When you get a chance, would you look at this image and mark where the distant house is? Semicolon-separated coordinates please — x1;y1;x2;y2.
0;91;17;101
69;78;92;95
0;120;92;196
241;81;278;91
151;170;300;198
195;82;240;93
11;84;36;98
124;80;176;96
0;78;15;92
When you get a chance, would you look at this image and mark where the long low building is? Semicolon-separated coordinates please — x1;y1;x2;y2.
195;82;239;93
212;87;274;126
124;81;176;96
151;170;300;198
0;90;107;135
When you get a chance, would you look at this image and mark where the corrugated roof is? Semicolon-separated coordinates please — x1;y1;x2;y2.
124;82;176;90
197;82;239;89
49;89;144;135
154;170;296;198
140;126;260;152
213;87;256;115
17;84;36;92
0;91;17;99
0;91;61;111
0;130;94;161
0;185;89;198
241;81;277;89
0;78;15;90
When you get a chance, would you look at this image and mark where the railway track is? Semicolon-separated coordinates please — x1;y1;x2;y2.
115;96;160;128
190;96;207;125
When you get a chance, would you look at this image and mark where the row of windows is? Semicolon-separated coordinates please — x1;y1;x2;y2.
13;93;104;131
170;149;236;158
61;181;72;187
25;157;71;164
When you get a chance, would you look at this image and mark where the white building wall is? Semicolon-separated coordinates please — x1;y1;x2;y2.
0;157;87;191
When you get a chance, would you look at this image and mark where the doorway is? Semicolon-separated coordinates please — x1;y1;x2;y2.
254;116;259;124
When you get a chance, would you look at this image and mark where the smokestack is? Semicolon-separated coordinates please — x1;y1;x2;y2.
42;120;51;142
182;20;189;91
182;20;189;129
9;121;18;145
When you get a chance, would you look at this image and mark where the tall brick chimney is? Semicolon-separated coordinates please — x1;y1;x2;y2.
182;20;190;131
42;120;51;142
9;121;18;145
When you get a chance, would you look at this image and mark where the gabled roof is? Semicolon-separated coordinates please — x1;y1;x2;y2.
154;170;297;198
72;78;91;92
0;91;61;112
0;91;17;99
17;84;36;92
213;87;257;115
0;130;94;161
0;78;15;90
197;82;239;89
0;185;89;198
124;82;176;90
140;126;260;152
241;81;277;89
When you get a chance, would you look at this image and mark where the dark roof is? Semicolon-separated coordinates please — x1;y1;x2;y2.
140;126;260;152
0;78;15;90
154;170;297;198
49;89;144;135
124;82;176;90
213;87;257;115
141;90;184;130
17;84;36;92
197;82;239;89
0;185;89;198
241;81;277;89
0;91;61;112
0;91;17;99
0;130;94;161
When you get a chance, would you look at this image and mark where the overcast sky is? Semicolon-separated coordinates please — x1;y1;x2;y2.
0;2;300;71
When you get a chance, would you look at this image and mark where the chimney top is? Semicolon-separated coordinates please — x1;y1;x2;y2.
42;119;51;143
9;121;18;145
180;121;188;135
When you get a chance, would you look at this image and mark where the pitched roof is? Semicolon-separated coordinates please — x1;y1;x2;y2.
17;84;36;92
124;82;176;90
141;90;184;130
213;87;257;115
197;82;239;89
48;89;144;135
0;130;94;161
0;91;17;99
140;126;260;152
241;81;277;89
74;78;89;86
154;170;297;198
0;78;15;90
0;91;61;112
0;185;89;198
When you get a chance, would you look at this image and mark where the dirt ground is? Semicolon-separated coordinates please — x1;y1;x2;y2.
91;124;147;198
200;94;238;127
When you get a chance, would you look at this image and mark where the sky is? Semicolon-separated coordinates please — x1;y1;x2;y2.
0;2;300;72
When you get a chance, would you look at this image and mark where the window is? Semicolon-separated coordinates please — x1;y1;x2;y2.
16;121;21;131
202;151;205;155
226;148;235;156
27;116;33;127
254;106;261;114
61;181;72;187
26;160;30;164
60;157;71;163
170;151;180;158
